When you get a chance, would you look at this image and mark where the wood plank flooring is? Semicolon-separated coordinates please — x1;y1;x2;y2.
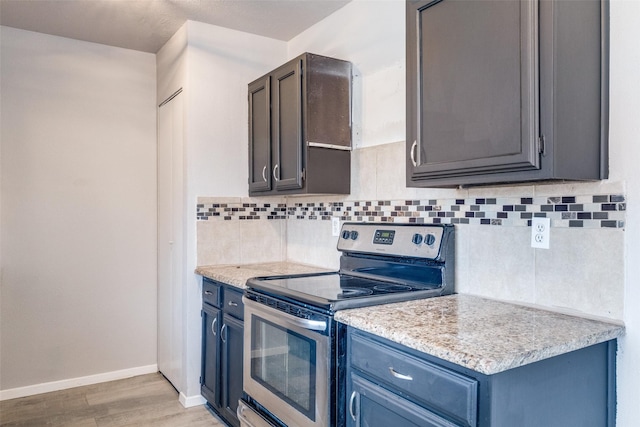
0;373;226;427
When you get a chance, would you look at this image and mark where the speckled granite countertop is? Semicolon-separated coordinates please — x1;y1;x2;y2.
195;261;331;289
335;294;625;375
196;264;624;375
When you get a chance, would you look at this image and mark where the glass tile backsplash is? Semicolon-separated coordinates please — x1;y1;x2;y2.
197;194;626;229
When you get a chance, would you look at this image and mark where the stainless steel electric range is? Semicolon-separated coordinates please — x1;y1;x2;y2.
238;222;455;427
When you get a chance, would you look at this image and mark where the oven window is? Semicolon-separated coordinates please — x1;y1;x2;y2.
251;317;316;421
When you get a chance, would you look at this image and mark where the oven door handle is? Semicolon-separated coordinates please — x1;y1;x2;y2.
245;297;327;332
276;309;327;332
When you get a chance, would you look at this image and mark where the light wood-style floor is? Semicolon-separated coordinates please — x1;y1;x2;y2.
0;373;226;427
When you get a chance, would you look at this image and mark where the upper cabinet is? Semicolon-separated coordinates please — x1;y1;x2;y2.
248;76;272;193
406;0;609;187
248;52;352;196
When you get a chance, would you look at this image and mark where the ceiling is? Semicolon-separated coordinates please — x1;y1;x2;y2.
0;0;351;53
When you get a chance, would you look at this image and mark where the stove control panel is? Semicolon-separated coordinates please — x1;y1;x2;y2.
337;223;450;259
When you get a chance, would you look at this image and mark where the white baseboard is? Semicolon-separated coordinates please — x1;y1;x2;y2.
0;364;158;401
179;391;206;408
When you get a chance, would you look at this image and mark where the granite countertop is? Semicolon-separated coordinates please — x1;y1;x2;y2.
335;294;625;376
195;261;331;289
196;264;625;375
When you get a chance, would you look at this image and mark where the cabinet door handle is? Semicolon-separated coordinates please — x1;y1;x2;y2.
410;140;418;167
261;165;267;182
349;391;358;421
273;164;280;181
228;301;238;307
389;367;413;381
221;324;227;343
211;318;217;336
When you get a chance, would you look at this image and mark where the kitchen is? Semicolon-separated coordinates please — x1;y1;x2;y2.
1;0;638;426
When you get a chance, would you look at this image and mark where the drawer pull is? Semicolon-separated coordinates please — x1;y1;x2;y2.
349;391;358;421
204;290;213;296
228;301;239;307
389;367;413;381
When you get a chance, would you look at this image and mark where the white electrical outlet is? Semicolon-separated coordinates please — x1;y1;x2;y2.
531;217;550;249
331;217;341;237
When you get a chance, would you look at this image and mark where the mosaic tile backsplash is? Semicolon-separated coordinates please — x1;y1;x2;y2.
197;194;626;229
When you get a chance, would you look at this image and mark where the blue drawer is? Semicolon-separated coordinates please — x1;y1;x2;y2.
350;332;478;427
202;279;222;308
222;286;244;320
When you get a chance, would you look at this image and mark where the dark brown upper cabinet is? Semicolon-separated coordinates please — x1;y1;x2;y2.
248;76;272;193
406;0;609;187
248;52;352;196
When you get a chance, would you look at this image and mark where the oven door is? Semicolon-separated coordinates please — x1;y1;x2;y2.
243;296;331;427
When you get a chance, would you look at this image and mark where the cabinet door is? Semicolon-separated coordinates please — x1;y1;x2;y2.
407;0;539;182
201;305;221;407
221;313;244;427
248;75;272;193
272;58;304;191
347;373;460;427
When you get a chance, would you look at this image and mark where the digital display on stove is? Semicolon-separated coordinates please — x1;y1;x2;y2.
373;230;395;245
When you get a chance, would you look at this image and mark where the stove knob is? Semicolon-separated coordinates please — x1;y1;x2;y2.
425;233;436;246
412;233;423;245
349;230;359;240
341;230;351;239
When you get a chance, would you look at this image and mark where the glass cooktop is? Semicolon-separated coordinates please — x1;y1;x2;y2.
246;223;454;312
246;272;444;312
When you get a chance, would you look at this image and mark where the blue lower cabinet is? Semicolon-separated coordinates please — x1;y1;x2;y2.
201;304;221;406
220;313;244;425
201;278;244;427
346;327;617;427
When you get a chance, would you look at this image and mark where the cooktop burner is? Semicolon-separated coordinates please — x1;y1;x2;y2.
373;283;412;292
338;287;374;298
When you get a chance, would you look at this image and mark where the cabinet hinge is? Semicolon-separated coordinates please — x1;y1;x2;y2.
301;168;306;181
199;376;202;385
538;135;546;156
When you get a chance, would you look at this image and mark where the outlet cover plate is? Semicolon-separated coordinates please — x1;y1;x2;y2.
531;217;550;249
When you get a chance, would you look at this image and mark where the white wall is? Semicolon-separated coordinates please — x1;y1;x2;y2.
609;1;640;425
0;27;158;395
157;21;286;401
